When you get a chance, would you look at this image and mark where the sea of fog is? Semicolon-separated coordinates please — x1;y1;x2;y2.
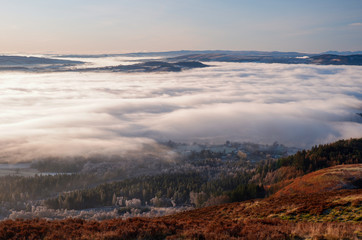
0;58;362;162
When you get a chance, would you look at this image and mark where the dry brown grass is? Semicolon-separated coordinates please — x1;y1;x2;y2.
0;217;360;240
1;165;361;239
1;189;360;239
274;164;362;197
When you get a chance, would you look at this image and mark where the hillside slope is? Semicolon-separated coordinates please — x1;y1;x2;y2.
0;188;360;239
0;141;361;239
274;164;361;197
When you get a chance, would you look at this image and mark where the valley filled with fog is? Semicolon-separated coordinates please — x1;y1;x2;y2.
0;56;362;162
0;55;361;221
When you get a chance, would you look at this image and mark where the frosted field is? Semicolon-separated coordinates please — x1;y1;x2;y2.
0;60;361;161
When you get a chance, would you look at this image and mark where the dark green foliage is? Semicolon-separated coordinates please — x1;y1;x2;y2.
31;157;87;173
45;172;206;209
0;173;100;203
45;138;362;210
282;138;361;171
3;138;362;213
45;171;253;210
257;138;362;179
229;184;266;202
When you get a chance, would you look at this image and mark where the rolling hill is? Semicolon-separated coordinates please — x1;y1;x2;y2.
0;166;360;239
274;164;362;196
169;53;362;66
0;55;83;71
0;140;361;239
0;190;359;239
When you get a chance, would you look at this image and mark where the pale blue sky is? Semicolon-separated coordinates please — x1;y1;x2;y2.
1;0;361;54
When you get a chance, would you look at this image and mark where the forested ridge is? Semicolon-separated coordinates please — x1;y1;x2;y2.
0;138;360;214
0;174;99;202
44;171;257;209
44;138;362;210
257;138;362;180
0;138;361;239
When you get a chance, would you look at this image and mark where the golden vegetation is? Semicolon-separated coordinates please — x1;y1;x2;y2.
0;188;360;239
274;164;362;196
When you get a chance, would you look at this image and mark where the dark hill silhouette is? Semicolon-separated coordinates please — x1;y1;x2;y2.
0;55;82;66
170;53;362;66
78;61;209;72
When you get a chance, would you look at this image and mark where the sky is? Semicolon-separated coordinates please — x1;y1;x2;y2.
0;0;362;54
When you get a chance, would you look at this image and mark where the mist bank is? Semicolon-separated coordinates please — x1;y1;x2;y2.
0;60;361;162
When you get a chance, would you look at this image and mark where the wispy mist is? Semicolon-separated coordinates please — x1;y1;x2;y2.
0;62;361;162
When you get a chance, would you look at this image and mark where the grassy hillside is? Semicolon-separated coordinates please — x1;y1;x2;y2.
1;166;361;239
0;188;360;239
274;164;361;196
257;138;362;195
1;139;361;239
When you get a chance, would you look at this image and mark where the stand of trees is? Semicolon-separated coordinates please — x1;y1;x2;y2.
2;138;361;214
45;172;259;210
43;138;362;210
256;138;362;180
0;174;101;203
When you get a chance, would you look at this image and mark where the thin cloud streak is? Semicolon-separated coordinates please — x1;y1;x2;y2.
349;22;362;27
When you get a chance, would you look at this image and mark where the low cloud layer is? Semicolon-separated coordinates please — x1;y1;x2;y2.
0;61;362;162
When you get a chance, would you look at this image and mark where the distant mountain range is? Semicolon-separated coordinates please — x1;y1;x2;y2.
1;50;362;73
0;55;82;65
322;50;362;55
56;50;362;58
78;61;209;72
0;55;82;71
169;53;362;66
